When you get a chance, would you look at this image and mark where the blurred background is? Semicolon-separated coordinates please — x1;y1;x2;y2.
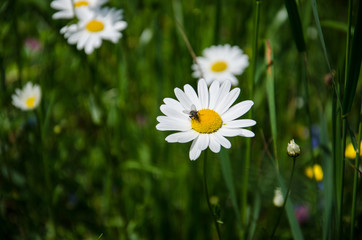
0;0;361;239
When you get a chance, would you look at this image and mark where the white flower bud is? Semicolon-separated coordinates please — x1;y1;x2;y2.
273;187;284;207
287;139;301;157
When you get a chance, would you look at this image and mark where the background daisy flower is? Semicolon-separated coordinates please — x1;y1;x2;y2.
60;7;127;54
50;0;108;19
156;79;256;160
12;82;41;111
192;44;249;86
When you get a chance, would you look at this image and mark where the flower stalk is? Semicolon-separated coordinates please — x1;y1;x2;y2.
270;156;297;238
203;151;222;240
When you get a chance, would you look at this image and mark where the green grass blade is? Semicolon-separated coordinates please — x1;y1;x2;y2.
320;111;333;240
321;20;353;33
342;1;362;115
247;190;261;240
350;104;362;240
219;148;243;232
310;0;331;71
265;40;278;167
285;0;306;52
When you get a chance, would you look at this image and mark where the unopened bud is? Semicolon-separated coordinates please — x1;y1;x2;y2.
273;187;284;207
287;139;300;157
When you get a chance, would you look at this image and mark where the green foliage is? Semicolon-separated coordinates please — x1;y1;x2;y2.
0;0;361;239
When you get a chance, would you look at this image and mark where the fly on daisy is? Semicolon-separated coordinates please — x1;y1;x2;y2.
192;44;249;86
60;7;127;54
50;0;108;19
156;79;256;160
12;82;41;111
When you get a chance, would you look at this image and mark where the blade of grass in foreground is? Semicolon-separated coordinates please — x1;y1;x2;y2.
350;104;362;240
265;40;278;169
285;0;306;52
342;0;362;115
219;148;243;232
320;111;333;240
310;0;331;71
242;1;261;237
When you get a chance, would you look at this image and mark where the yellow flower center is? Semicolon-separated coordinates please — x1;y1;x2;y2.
74;1;89;7
86;20;104;32
25;96;36;108
211;61;228;72
191;109;223;133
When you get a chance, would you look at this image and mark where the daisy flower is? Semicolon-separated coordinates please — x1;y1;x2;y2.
12;82;41;111
156;79;256;160
192;44;249;86
60;7;127;54
50;0;108;19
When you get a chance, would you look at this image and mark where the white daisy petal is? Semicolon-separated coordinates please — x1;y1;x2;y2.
156;116;190;131
238;129;255;137
198;79;209;109
213;131;231;149
222;100;254;122
174;88;193;110
163;98;184;112
216;80;231;105
156;116;189;126
160;105;188;120
184;84;201;110
218;128;243;137
189;137;202;161
215;88;240;115
224;119;256;128
165;130;198;143
209;134;221;153
156;123;190;131
208;80;220;110
198;134;210;151
218;128;255;137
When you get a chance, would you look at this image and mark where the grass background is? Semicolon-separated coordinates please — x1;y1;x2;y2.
0;0;361;239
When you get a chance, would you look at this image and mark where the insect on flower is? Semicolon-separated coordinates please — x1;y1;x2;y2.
183;104;200;121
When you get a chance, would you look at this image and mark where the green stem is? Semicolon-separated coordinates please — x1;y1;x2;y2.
344;0;352;90
35;109;55;237
241;1;261;237
251;0;261;91
339;119;347;238
270;157;296;239
203;151;222;240
350;103;362;240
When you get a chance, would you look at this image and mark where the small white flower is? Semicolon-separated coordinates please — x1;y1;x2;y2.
12;82;41;111
50;0;108;19
156;79;256;161
273;187;284;207
192;44;249;86
60;7;127;54
287;139;301;157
